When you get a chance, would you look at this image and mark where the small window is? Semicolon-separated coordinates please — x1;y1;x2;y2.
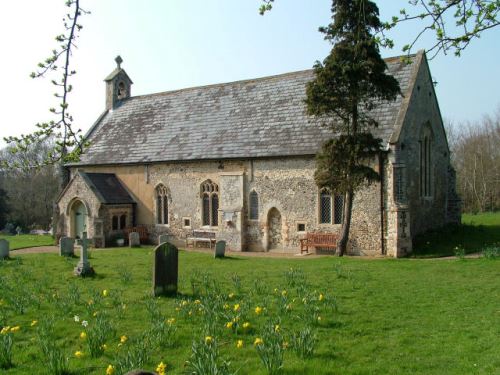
120;214;127;229
297;223;306;232
249;190;259;220
319;189;332;224
333;195;344;224
183;218;191;228
394;166;406;203
112;215;119;230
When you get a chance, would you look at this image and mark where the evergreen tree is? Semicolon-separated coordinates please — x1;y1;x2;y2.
305;0;401;256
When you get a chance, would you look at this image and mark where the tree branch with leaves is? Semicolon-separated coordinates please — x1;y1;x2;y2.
2;0;89;170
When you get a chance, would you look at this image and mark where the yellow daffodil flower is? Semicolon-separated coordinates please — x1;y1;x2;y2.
319;293;324;301
120;335;128;344
74;351;84;358
274;324;280;332
254;337;263;346
205;336;213;344
156;361;167;375
80;331;87;339
226;321;233;329
242;322;250;329
102;290;108;297
233;304;240;312
236;340;244;349
254;306;263;315
106;364;115;375
31;320;38;327
10;326;20;333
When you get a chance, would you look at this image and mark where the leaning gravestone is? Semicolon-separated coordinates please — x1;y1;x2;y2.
0;239;9;260
158;234;171;245
129;232;140;248
153;242;178;296
74;232;94;277
214;240;226;258
59;237;75;256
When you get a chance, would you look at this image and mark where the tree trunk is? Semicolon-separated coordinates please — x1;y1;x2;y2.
337;188;354;256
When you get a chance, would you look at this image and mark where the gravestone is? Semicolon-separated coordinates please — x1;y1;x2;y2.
129;232;140;248
214;240;226;258
74;232;94;277
0;239;9;259
153;242;178;296
158;234;171;245
59;237;75;256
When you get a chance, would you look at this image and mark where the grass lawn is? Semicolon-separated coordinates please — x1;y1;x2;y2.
412;212;500;258
0;249;499;374
0;234;54;250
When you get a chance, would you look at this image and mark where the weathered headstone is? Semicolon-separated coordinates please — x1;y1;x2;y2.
129;232;140;248
0;239;9;260
158;233;171;245
214;240;226;258
153;242;178;296
74;232;94;277
59;237;75;256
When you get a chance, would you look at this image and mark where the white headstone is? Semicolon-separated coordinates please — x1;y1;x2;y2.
129;232;140;247
214;240;226;258
74;232;94;276
0;239;9;259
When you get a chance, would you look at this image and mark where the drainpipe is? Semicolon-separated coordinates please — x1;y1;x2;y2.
379;152;386;255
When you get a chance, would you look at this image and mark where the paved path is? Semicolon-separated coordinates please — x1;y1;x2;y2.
12;245;483;259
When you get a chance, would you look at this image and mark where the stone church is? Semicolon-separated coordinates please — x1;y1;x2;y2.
56;51;460;257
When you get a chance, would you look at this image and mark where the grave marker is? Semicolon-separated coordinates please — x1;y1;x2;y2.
214;240;226;258
59;237;75;256
129;232;140;247
153;242;178;296
74;232;94;276
0;239;9;259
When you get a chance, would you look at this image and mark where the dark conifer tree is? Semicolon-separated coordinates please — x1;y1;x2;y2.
305;0;401;256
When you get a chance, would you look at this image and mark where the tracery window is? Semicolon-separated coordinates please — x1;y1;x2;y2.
419;134;432;197
201;180;219;226
394;166;407;203
249;190;259;220
156;184;169;225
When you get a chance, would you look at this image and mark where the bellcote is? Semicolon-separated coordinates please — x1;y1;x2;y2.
104;55;133;110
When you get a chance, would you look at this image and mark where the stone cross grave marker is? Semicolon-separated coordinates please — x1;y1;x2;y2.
59;237;75;256
158;233;171;245
129;232;140;248
74;232;94;276
0;239;9;260
153;242;178;297
214;240;226;258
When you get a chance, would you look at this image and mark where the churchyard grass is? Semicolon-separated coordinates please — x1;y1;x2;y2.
0;249;499;374
412;212;500;258
0;234;54;250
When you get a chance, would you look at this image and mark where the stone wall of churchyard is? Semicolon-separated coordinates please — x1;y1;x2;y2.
387;56;455;255
78;156;384;255
57;173;101;245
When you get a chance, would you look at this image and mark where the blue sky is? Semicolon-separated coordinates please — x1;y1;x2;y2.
0;0;499;145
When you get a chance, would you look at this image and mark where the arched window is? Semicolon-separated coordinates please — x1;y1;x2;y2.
249;190;259;220
156;184;169;225
117;81;126;99
201;180;219;226
319;188;344;224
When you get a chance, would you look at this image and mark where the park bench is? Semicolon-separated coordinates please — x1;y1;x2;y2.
123;226;149;243
299;232;339;254
186;230;217;249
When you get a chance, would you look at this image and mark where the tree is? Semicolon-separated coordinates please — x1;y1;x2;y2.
304;0;401;256
260;0;500;58
2;0;89;172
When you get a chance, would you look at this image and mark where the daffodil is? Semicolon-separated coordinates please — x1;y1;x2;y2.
93;311;99;317
236;340;244;349
120;335;128;344
274;324;280;332
228;293;235;299
74;350;84;358
205;336;213;344
102;289;109;297
156;361;167;375
82;320;89;327
281;290;287;297
101;344;108;351
10;326;20;332
226;321;233;329
0;326;10;335
233;304;240;312
254;337;263;346
242;322;250;329
223;303;230;310
194;299;201;304
31;320;38;327
74;315;80;322
106;364;115;375
166;318;175;325
80;331;87;339
317;316;322;322
319;293;324;301
254;306;263;315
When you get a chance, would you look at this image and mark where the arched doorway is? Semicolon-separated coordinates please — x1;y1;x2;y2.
71;200;87;239
267;207;282;250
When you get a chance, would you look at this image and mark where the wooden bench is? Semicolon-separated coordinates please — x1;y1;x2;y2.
123;226;149;243
300;232;339;254
186;230;217;249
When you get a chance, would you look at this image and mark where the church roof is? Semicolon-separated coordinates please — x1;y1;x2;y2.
75;52;422;166
80;172;135;204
